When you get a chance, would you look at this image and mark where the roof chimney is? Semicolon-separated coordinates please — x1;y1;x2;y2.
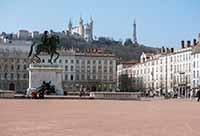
187;40;191;47
193;39;197;46
171;48;174;53
181;40;185;48
198;33;200;42
161;46;165;53
167;48;170;53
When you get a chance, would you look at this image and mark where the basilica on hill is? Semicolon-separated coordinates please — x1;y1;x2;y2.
66;17;93;42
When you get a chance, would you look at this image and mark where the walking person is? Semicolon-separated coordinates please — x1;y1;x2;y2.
197;90;200;102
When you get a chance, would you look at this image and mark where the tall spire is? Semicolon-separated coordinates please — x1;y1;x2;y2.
67;18;72;32
68;18;72;27
79;16;83;25
133;19;138;44
90;16;93;24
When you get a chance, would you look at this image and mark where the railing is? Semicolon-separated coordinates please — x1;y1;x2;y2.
0;90;16;98
90;92;141;100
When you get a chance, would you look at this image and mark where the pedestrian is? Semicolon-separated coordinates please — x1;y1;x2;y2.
197;90;200;102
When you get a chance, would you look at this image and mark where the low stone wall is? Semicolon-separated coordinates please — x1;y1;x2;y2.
0;90;16;98
90;92;141;100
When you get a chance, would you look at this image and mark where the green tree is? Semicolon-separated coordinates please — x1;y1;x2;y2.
119;74;132;92
124;38;133;46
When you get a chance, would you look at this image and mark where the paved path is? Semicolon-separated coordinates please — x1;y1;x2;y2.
0;99;200;136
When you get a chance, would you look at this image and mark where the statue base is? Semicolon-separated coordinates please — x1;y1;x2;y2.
28;64;64;95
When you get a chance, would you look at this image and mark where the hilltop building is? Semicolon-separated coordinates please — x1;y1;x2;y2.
66;17;93;42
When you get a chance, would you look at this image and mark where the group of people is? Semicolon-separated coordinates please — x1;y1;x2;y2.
79;85;89;97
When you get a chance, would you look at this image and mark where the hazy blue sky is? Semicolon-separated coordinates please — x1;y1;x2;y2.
0;0;199;47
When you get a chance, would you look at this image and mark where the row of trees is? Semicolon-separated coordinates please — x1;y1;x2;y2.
118;74;144;92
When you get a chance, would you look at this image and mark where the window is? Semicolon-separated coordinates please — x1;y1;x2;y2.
76;60;79;64
23;74;27;79
98;60;101;64
170;57;173;62
81;74;85;80
104;67;107;73
93;60;96;64
59;59;62;63
17;74;20;79
76;67;80;72
93;75;96;80
76;75;79;80
65;74;68;80
65;66;68;71
70;75;73;81
110;67;113;73
42;59;45;63
4;73;7;79
98;66;102;70
11;73;14;79
71;60;74;64
24;65;27;70
87;60;90;64
70;66;74;71
65;59;68;63
17;65;20;70
11;65;14;71
87;75;90;80
193;80;196;87
193;71;195;78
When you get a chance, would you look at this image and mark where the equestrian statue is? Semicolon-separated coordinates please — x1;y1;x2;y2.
28;30;60;64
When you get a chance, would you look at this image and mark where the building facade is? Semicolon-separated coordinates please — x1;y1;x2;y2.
0;45;117;93
117;33;200;97
0;47;30;92
39;49;117;92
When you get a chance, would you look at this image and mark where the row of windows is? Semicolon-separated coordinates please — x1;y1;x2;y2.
64;74;113;81
0;65;28;71
0;73;28;80
65;65;114;73
42;58;114;65
193;71;200;78
193;61;200;68
193;54;200;59
144;82;174;89
0;58;29;63
142;53;191;67
128;63;191;76
0;82;28;90
193;80;200;87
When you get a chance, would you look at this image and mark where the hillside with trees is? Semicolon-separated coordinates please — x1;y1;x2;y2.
57;34;159;61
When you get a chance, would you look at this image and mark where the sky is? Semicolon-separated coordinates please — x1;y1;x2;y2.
0;0;199;48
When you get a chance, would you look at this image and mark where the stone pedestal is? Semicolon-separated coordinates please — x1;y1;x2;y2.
28;64;64;95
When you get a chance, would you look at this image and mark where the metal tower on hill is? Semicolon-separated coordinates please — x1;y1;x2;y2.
133;19;138;44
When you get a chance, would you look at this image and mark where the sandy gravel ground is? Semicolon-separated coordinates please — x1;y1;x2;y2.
0;99;200;136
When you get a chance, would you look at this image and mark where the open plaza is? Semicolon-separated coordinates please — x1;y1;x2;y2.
0;99;200;136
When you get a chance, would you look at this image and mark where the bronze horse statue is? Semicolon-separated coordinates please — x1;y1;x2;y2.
28;31;60;64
